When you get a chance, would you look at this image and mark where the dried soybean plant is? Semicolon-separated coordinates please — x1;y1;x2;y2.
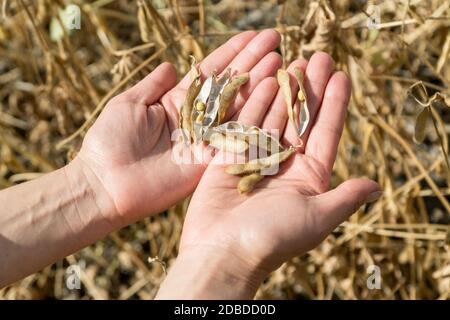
409;81;450;175
179;59;310;193
409;81;449;145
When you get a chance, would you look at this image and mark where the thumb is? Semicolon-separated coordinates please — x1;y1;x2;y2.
312;178;381;234
125;62;177;105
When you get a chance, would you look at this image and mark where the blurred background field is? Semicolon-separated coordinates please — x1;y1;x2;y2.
0;0;449;299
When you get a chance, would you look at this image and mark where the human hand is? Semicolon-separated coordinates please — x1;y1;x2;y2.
158;53;381;299
74;30;282;226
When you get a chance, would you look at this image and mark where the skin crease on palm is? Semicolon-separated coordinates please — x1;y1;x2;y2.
77;29;381;285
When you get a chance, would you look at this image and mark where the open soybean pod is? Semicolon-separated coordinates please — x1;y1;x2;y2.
202;70;231;134
192;74;214;141
238;172;264;194
179;57;201;141
208;132;249;153
247;126;285;155
225;146;295;175
293;67;310;137
217;73;250;124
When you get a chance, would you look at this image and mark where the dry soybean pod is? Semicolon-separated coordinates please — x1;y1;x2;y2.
238;172;264;194
225;146;295;175
137;0;151;43
212;121;284;153
248;127;284;154
293;67;310;137
209;132;249;153
179;57;201;141
180;79;201;140
277;69;298;133
217;73;249;123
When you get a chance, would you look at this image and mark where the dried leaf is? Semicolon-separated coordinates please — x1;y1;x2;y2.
429;92;449;109
49;5;81;42
408;81;429;107
414;107;430;144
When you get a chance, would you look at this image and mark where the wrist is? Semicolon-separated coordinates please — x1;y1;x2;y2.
0;158;122;286
156;245;268;299
64;157;122;236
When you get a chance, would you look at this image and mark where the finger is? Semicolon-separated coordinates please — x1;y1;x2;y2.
305;71;351;173
218;29;281;120
177;31;257;90
282;52;334;146
225;52;282;120
261;58;308;137
311;178;381;236
164;51;281;133
124;62;177;105
223;29;281;75
236;77;279;127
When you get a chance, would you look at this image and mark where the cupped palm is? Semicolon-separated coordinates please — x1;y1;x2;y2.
180;52;380;272
76;30;283;223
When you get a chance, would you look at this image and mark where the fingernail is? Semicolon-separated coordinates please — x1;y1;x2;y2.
366;191;382;203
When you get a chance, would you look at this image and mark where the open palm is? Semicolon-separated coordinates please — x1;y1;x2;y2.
180;53;381;273
77;30;283;224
